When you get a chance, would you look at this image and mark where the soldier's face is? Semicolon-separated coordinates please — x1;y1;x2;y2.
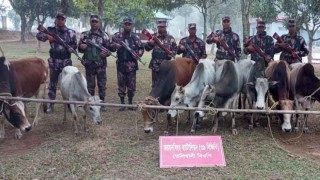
91;20;100;30
188;28;196;36
56;17;66;27
158;26;166;33
288;25;296;34
222;20;230;29
124;23;132;32
256;26;266;33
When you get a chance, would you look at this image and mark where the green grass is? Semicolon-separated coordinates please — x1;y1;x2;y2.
1;40;320;179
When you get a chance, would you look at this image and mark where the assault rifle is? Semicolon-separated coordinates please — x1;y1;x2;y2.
142;29;175;58
244;36;271;62
272;32;301;61
119;41;146;65
211;32;239;61
84;39;117;58
185;43;200;63
37;24;83;62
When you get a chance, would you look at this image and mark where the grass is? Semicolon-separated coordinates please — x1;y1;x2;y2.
1;40;320;179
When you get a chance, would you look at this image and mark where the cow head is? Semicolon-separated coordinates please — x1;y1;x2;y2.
2;100;31;132
247;78;270;109
82;96;102;125
168;85;185;118
279;100;294;132
142;96;160;133
194;85;217;118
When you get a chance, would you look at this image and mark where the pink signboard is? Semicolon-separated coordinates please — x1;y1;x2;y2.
159;136;226;168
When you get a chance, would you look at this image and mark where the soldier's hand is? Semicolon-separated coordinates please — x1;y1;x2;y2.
115;43;122;49
100;50;109;58
179;45;186;51
47;35;55;42
79;43;88;50
148;39;155;45
67;47;74;54
213;36;220;42
279;42;289;49
247;45;255;52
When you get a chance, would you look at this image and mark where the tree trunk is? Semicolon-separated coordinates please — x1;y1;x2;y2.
20;15;26;43
60;0;69;13
202;8;207;41
26;14;36;39
241;0;250;40
308;39;313;63
184;15;187;36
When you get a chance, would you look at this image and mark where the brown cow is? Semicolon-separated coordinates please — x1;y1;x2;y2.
0;56;48;139
142;57;196;133
265;61;293;132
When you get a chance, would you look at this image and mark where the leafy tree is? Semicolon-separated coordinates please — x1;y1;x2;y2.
250;0;278;24
146;0;187;11
7;10;20;30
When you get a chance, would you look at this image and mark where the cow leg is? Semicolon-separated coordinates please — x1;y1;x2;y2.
32;102;42;127
15;128;22;139
0;117;5;141
33;83;46;127
231;112;238;135
63;104;68;124
303;113;310;133
164;114;172;135
211;115;219;133
83;113;88;132
70;105;79;134
293;99;301;133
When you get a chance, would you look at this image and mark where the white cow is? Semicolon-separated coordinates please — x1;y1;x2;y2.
60;66;102;134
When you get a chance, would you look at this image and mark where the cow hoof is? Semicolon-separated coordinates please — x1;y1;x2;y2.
293;127;299;133
248;125;253;131
15;132;22;139
303;128;310;134
190;129;195;133
255;122;260;127
232;129;238;135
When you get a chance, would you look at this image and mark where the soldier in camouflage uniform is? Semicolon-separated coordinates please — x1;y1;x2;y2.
274;19;309;64
145;18;178;88
244;20;274;67
110;17;144;111
206;16;241;61
177;23;207;64
78;15;111;112
36;12;77;113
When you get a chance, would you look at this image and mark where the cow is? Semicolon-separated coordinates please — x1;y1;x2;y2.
195;59;254;134
0;53;48;140
245;58;271;130
265;61;293;132
168;59;215;118
142;57;196;133
289;63;320;133
60;66;102;134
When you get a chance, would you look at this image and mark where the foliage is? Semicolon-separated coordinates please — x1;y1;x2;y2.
250;0;278;24
7;9;20;30
146;0;187;11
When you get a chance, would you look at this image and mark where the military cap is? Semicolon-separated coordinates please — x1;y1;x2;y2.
188;23;196;29
55;12;66;19
90;14;99;21
222;16;230;21
256;20;266;27
123;17;133;24
288;19;296;26
156;18;168;27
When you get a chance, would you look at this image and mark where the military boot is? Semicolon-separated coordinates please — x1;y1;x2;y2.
46;103;54;113
127;97;136;111
100;99;107;112
118;97;126;111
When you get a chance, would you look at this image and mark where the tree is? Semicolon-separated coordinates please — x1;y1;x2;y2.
7;10;20;30
174;5;193;36
275;0;320;62
250;0;278;24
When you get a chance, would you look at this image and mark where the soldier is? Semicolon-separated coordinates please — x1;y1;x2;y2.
78;15;112;112
206;16;241;61
244;20;274;66
177;23;207;64
274;19;309;64
36;12;77;113
110;17;144;111
145;18;178;88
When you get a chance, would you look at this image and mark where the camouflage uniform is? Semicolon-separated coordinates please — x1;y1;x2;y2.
243;33;274;62
110;31;144;99
274;34;309;64
78;29;111;102
36;24;77;101
145;31;177;87
177;36;207;64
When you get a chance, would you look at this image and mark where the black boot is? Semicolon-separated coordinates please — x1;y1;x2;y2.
118;97;126;111
46;103;54;113
100;98;107;112
128;97;136;111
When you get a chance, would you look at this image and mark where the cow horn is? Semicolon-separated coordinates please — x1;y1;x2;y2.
0;46;10;68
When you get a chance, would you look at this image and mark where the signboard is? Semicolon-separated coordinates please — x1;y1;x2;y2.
159;136;226;168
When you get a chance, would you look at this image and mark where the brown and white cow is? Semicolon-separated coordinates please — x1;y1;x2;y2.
142;57;196;133
265;61;293;132
289;63;320;133
0;55;48;139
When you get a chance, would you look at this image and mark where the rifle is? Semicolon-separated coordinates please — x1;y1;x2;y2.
272;32;301;61
84;38;117;58
119;41;146;66
244;36;271;62
37;24;83;62
142;29;175;58
185;43;200;63
211;32;239;61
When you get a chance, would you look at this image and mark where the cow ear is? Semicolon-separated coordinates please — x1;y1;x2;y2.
269;81;279;86
246;82;255;87
208;85;213;89
203;82;206;87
